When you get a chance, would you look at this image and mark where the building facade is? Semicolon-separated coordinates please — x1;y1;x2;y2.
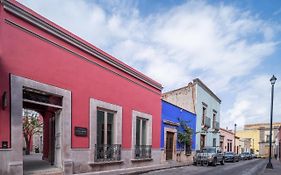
161;100;196;163
219;128;236;153
162;79;221;150
277;126;281;161
0;1;163;174
236;123;281;156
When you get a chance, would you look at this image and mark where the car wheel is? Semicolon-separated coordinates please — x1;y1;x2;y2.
212;158;217;166
202;160;208;167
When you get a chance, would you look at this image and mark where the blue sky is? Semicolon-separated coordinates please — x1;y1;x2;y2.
18;0;281;130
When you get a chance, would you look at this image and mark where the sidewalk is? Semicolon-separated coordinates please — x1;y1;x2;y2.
78;161;192;175
261;159;281;175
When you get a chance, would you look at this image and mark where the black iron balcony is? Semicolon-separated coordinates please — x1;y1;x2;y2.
202;117;211;128
214;121;220;130
135;145;152;159
95;144;121;162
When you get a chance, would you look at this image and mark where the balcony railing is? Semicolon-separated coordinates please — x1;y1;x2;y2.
135;145;152;159
202;117;211;128
95;144;121;162
214;121;220;130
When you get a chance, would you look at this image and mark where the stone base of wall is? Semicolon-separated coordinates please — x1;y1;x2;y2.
72;149;162;174
160;150;194;164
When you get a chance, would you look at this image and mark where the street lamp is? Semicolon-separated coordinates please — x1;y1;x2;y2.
266;75;277;169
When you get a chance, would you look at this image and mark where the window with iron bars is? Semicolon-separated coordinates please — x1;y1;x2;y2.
135;117;151;159
95;109;121;162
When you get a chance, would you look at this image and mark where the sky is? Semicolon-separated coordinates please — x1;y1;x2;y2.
17;0;281;130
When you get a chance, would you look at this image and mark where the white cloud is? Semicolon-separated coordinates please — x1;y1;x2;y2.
18;0;280;126
223;75;281;129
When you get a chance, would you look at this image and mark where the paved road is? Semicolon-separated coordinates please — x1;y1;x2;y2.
142;159;267;175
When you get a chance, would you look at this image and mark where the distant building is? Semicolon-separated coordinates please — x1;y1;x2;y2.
163;78;221;150
219;128;240;153
236;123;281;156
161;100;196;163
275;126;281;161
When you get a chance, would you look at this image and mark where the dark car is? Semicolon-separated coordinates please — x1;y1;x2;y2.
241;152;252;160
224;152;239;162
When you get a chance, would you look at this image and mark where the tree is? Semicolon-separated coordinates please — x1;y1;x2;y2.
22;109;43;155
177;118;193;155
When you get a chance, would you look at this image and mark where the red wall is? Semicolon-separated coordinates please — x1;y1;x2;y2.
0;2;161;149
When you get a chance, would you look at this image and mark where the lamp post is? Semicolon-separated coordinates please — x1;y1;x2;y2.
266;75;277;169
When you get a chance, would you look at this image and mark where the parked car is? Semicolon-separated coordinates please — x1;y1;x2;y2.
251;154;257;159
239;153;246;160
224;152;239;162
193;147;225;166
241;152;252;160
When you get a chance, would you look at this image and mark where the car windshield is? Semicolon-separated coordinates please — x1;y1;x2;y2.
203;147;216;153
225;152;233;155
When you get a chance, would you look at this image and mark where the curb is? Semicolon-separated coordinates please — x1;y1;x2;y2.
121;163;192;175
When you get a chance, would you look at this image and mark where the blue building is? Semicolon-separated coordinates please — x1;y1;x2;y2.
161;100;196;162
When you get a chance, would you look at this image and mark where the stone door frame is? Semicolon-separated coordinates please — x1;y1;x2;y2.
10;75;72;174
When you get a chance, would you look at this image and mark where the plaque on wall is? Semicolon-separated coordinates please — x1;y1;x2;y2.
75;127;87;137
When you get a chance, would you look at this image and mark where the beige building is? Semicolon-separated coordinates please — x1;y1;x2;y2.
236;123;281;156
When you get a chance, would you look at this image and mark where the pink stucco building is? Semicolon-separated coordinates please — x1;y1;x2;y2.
219;128;238;153
0;1;163;174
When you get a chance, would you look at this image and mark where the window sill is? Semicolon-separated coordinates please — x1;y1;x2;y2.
88;160;124;165
131;158;153;162
0;148;12;151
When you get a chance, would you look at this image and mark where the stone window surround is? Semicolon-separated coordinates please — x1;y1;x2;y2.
89;98;122;162
9;74;72;173
131;110;152;158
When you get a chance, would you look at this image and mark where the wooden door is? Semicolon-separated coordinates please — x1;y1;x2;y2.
200;135;205;150
166;132;174;160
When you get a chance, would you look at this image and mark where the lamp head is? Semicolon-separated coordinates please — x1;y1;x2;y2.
270;75;277;85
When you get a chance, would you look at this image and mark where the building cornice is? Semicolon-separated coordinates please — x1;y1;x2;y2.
163;120;180;127
193;78;221;103
1;0;163;91
219;128;234;135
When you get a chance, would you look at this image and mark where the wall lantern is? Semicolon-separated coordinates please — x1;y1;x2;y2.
2;91;7;110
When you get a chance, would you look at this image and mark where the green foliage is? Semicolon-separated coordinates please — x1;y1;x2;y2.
177;118;193;148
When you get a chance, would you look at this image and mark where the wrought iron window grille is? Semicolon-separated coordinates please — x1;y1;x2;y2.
135;145;152;159
94;144;121;162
